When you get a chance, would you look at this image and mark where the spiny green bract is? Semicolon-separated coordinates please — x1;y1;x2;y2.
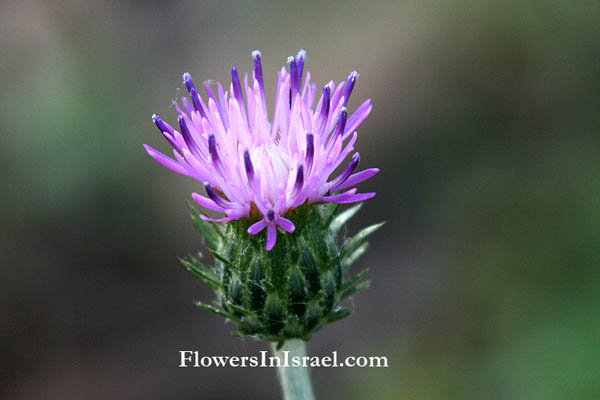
181;203;383;345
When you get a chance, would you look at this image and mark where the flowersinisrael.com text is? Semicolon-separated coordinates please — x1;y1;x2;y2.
179;350;388;368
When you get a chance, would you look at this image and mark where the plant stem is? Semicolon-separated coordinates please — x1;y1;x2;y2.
272;339;316;400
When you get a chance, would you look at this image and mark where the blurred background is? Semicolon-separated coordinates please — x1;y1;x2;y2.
2;0;600;398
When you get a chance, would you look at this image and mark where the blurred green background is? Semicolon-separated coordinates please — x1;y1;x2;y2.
2;0;600;399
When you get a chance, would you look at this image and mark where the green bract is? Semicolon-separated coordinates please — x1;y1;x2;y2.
182;203;383;345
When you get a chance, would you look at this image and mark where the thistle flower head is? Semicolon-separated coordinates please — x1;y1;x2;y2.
144;50;378;250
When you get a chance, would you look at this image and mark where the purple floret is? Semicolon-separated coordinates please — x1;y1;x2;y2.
144;50;378;249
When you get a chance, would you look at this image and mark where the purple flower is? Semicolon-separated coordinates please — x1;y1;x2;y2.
144;50;378;250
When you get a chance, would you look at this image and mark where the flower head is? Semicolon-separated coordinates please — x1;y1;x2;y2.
144;50;378;249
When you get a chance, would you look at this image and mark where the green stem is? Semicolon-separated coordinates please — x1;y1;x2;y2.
272;339;316;400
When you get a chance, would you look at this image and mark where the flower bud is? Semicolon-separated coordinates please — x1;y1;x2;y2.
185;203;383;343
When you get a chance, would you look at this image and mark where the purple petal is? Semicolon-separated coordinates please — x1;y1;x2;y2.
189;87;207;118
244;149;254;182
181;97;195;115
252;50;265;96
266;224;277;250
342;71;358;106
292;164;304;197
208;134;223;171
204;183;231;208
331;107;347;142
191;192;226;213
305;133;314;171
321;188;357;203
289;57;299;97
317;84;331;128
231;67;244;108
329;153;360;189
178;115;197;152
290;187;310;208
153;115;180;150
152;114;174;135
335;192;376;204
333;168;379;191
204;83;219;106
296;49;306;85
181;73;207;117
344;99;372;137
143;144;190;176
277;216;295;233
248;220;267;235
200;214;234;222
162;131;179;151
182;72;196;94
